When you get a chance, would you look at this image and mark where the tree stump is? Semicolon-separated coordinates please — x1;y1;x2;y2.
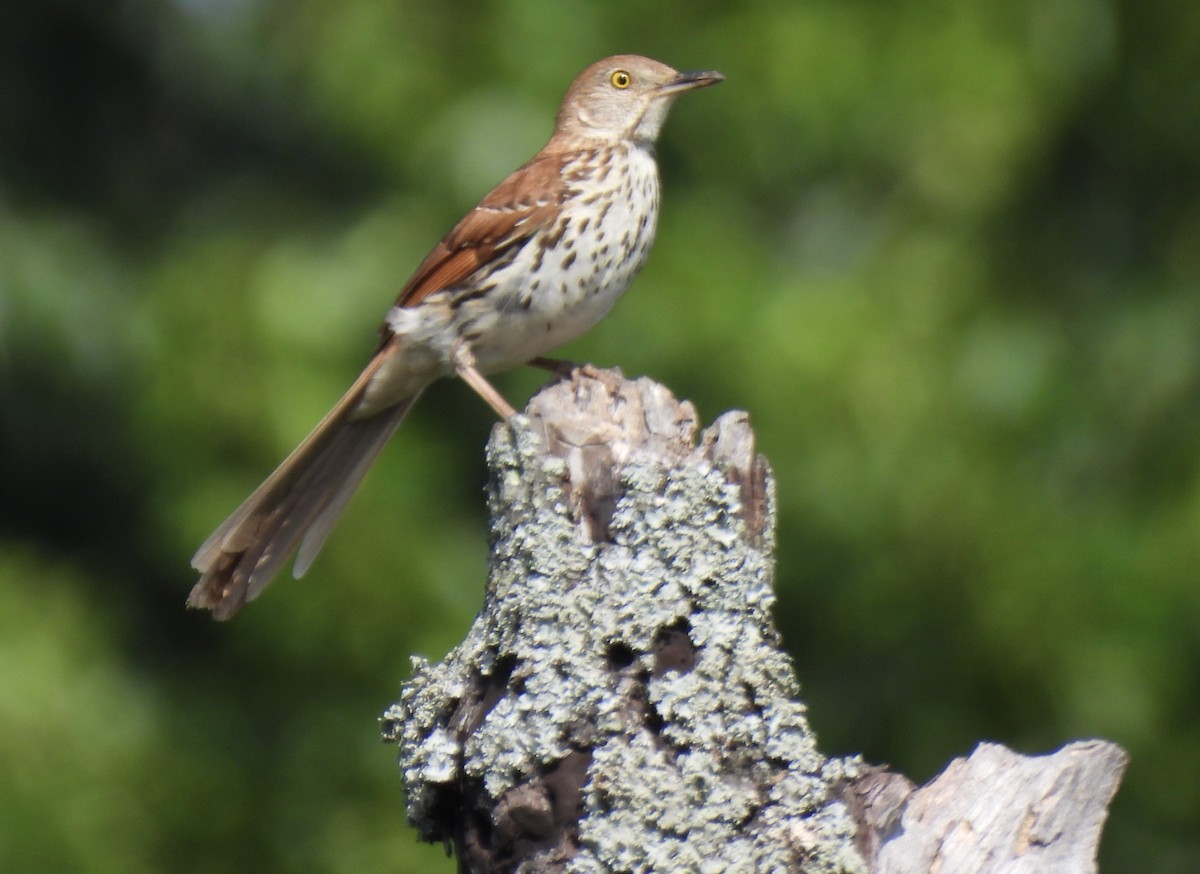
381;368;1126;873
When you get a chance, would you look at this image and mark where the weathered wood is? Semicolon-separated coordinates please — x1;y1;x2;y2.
844;741;1127;873
381;368;1126;873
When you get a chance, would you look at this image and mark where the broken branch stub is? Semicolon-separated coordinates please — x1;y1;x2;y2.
382;367;863;873
380;367;1128;873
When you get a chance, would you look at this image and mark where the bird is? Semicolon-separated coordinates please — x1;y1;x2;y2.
188;55;724;619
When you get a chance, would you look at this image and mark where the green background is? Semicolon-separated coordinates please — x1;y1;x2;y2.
2;1;1197;870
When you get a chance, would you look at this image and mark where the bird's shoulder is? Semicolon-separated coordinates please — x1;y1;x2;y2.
394;150;569;309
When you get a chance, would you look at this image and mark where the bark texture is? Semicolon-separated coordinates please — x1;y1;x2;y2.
381;368;1126;873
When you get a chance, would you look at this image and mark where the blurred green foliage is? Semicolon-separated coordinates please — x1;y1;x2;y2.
1;0;1197;870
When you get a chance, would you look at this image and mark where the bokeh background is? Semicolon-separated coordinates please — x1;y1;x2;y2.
2;1;1197;871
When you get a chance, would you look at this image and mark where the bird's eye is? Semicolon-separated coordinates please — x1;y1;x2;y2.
610;70;632;89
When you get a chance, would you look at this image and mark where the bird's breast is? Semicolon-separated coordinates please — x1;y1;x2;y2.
461;145;662;373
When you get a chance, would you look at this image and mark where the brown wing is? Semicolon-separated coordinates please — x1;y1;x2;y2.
393;150;567;309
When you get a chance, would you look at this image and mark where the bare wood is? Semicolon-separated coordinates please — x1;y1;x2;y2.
844;741;1127;874
382;368;1127;873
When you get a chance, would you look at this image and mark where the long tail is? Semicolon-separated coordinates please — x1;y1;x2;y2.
189;369;420;620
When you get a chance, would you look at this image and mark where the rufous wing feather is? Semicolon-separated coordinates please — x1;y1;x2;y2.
393;152;565;309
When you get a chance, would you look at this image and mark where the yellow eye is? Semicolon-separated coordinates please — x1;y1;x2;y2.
610;70;632;89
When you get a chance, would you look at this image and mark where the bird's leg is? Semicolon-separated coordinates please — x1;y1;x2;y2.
528;356;593;390
527;355;578;375
453;344;517;419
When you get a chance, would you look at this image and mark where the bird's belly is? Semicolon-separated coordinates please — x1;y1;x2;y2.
465;254;638;373
467;190;660;370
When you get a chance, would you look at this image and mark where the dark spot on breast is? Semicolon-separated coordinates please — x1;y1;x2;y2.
451;281;497;309
542;218;569;251
561;251;577;270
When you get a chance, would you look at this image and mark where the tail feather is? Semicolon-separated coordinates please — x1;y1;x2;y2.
189;376;420;620
293;393;420;577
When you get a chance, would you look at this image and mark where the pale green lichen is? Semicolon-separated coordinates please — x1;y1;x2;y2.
383;402;864;873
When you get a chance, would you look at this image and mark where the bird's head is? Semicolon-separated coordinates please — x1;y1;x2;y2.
554;55;724;145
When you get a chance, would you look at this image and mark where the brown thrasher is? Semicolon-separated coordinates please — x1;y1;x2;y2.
189;55;724;619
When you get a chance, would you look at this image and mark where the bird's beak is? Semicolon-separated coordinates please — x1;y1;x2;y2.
658;69;725;96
